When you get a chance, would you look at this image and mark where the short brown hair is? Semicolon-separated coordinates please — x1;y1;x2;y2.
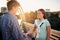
7;1;20;10
37;9;47;19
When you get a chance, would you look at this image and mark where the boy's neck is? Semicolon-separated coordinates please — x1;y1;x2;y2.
9;10;15;15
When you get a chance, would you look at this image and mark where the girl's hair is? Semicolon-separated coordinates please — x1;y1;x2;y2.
37;9;47;19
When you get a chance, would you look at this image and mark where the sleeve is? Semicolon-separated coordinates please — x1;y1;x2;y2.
46;20;51;27
10;17;25;40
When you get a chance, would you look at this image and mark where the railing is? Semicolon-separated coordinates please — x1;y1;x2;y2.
50;29;60;40
23;22;60;40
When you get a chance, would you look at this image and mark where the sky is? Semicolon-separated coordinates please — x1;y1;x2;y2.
0;0;60;12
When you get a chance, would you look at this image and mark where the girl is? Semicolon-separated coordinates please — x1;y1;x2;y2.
27;9;51;40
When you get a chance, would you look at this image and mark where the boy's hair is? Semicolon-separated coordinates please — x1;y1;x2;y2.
7;1;20;10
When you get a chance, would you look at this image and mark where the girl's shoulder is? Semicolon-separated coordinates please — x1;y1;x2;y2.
44;19;49;22
35;19;38;21
35;19;39;22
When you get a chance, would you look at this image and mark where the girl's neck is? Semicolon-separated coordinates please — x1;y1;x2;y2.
38;18;44;20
